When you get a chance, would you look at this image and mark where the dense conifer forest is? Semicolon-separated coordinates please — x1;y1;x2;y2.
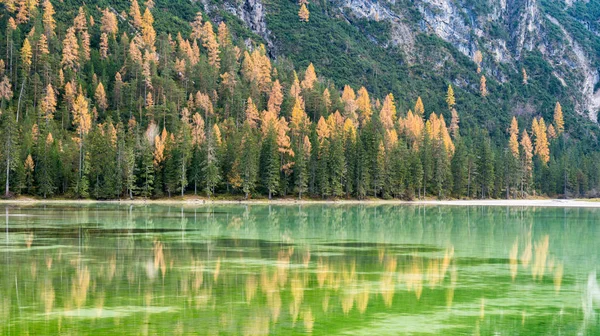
1;0;600;200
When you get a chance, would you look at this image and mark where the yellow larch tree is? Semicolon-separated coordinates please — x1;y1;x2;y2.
80;31;91;61
299;3;310;22
130;0;143;29
95;83;108;111
61;27;79;71
379;93;396;130
547;124;557;140
316;116;330;144
72;93;91;138
509;117;519;159
73;7;87;32
41;83;56;122
20;37;32;71
153;128;168;166
446;84;455;110
532;117;549;164
142;8;156;52
99;33;109;59
341;85;358;121
480;75;488;97
414;96;425;117
553;102;564;135
190;12;203;40
16;0;30;24
0;76;13;102
202;21;220;69
267;80;283;114
401;110;424;147
522;68;528;85
191;113;206;146
101;8;118;36
356;87;371;124
323;88;332;113
38;34;49;55
473;50;483;73
289;71;301;100
218;22;231;46
245;97;260;128
290;98;309;135
42;0;56;36
301;63;317;90
520;130;533;184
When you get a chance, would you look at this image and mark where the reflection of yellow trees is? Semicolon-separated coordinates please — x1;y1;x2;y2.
25;231;34;248
380;256;397;307
154;240;167;278
405;256;424;300
553;262;564;292
302;307;314;333
532;235;549;280
246;275;258;303
71;267;90;308
356;280;370;314
243;311;270;336
446;266;457;308
41;280;55;315
520;235;532;267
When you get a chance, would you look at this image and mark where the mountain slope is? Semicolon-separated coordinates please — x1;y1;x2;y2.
206;0;600;142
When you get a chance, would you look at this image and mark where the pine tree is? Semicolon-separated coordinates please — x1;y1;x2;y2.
451;139;468;198
203;126;221;197
509;117;519;159
261;124;280;199
240;122;259;199
294;135;311;199
1;110;19;196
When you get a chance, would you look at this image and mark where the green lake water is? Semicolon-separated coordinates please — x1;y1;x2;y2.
0;204;599;335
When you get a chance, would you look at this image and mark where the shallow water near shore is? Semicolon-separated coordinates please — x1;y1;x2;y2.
0;203;599;335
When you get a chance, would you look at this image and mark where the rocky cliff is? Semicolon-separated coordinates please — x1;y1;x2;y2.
209;0;600;121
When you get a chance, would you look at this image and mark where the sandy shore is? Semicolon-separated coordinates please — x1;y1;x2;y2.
2;198;600;208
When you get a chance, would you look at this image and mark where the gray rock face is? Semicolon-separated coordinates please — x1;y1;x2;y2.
220;0;600;119
335;0;599;119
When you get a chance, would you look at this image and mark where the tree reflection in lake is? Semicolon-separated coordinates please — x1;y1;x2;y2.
0;204;598;335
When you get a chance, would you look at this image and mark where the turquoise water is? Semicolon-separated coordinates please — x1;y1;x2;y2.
0;204;599;335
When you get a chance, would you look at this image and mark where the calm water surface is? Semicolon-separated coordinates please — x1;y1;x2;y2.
0;204;599;335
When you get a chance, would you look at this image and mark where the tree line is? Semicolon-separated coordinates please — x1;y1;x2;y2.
0;0;599;200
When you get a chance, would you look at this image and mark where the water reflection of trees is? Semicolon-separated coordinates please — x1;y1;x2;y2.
0;204;598;334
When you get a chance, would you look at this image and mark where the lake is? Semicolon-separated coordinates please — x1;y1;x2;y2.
0;203;599;335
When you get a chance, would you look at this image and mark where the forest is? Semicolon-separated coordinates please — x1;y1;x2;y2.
0;0;599;200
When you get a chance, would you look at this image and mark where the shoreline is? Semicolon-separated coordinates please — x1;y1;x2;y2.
2;198;600;208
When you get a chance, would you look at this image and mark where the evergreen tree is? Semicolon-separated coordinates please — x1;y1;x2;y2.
261;125;280;199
